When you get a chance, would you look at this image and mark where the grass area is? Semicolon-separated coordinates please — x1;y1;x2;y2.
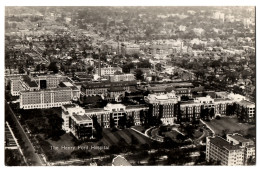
98;128;151;146
204;117;255;136
132;125;146;133
163;130;180;140
193;129;203;139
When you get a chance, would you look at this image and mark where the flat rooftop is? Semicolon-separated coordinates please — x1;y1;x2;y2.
63;104;77;109
210;136;241;151
73;114;92;122
228;134;253;143
238;100;255;106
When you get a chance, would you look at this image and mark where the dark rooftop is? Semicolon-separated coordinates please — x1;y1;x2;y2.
210;136;242;151
63;104;77;109
73;114;92;122
228;134;253;143
108;87;125;92
23;75;38;87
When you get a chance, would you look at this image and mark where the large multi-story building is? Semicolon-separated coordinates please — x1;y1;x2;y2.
235;100;255;123
10;74;67;96
144;91;180;125
62;103;148;140
97;66;122;76
109;74;135;82
214;98;234;116
179;101;201;123
34;74;67;89
206;133;255;166
20;87;80;109
81;81;137;97
8;74;80;109
10;77;23;96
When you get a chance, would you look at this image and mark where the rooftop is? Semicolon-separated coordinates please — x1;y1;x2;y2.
228;134;253;143
112;155;131;166
180;100;201;106
85;108;105;113
238;100;255;106
108;87;125;92
73;114;92;122
23;75;38;87
214;98;232;102
210;136;241;151
63;104;77;109
126;104;148;110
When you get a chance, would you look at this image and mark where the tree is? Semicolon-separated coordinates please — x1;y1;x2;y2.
131;135;138;145
87;66;94;74
134;69;144;81
137;59;151;68
209;108;215;119
148;156;157;165
92;115;103;139
71;150;91;160
167;149;191;165
126;116;135;128
118;114;127;129
18;66;25;73
122;63;135;73
155;63;162;71
46;114;64;140
110;116;115;129
176;133;186;142
247;156;256;165
195;151;206;165
183;125;195;139
48;62;59;74
233;85;243;95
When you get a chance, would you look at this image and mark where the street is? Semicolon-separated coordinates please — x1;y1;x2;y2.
6;100;46;166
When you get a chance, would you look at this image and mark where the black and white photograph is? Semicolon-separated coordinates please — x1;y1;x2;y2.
2;0;258;167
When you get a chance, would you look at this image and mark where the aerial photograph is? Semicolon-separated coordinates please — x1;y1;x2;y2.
4;6;256;166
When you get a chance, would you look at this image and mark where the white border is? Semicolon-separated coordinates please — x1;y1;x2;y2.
0;1;259;172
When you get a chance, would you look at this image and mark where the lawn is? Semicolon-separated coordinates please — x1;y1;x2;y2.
100;128;151;146
132;125;146;133
163;130;180;140
204;117;255;136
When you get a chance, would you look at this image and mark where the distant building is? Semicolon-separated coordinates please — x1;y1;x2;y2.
109;74;135;82
97;66;122;76
81;81;137;97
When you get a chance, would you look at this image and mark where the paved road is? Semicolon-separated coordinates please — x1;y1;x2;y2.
6;100;45;166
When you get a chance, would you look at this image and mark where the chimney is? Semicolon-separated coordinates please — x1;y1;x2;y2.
98;55;101;81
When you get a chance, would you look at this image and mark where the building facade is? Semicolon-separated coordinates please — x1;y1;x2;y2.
144;91;180;125
20;87;80;109
62;103;148;140
109;74;135;82
206;134;255;166
97;66;122;76
81;81;137;97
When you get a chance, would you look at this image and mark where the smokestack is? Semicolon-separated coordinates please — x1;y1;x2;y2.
98;55;101;81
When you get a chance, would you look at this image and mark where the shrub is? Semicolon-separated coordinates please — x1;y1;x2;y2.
216;116;221;120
